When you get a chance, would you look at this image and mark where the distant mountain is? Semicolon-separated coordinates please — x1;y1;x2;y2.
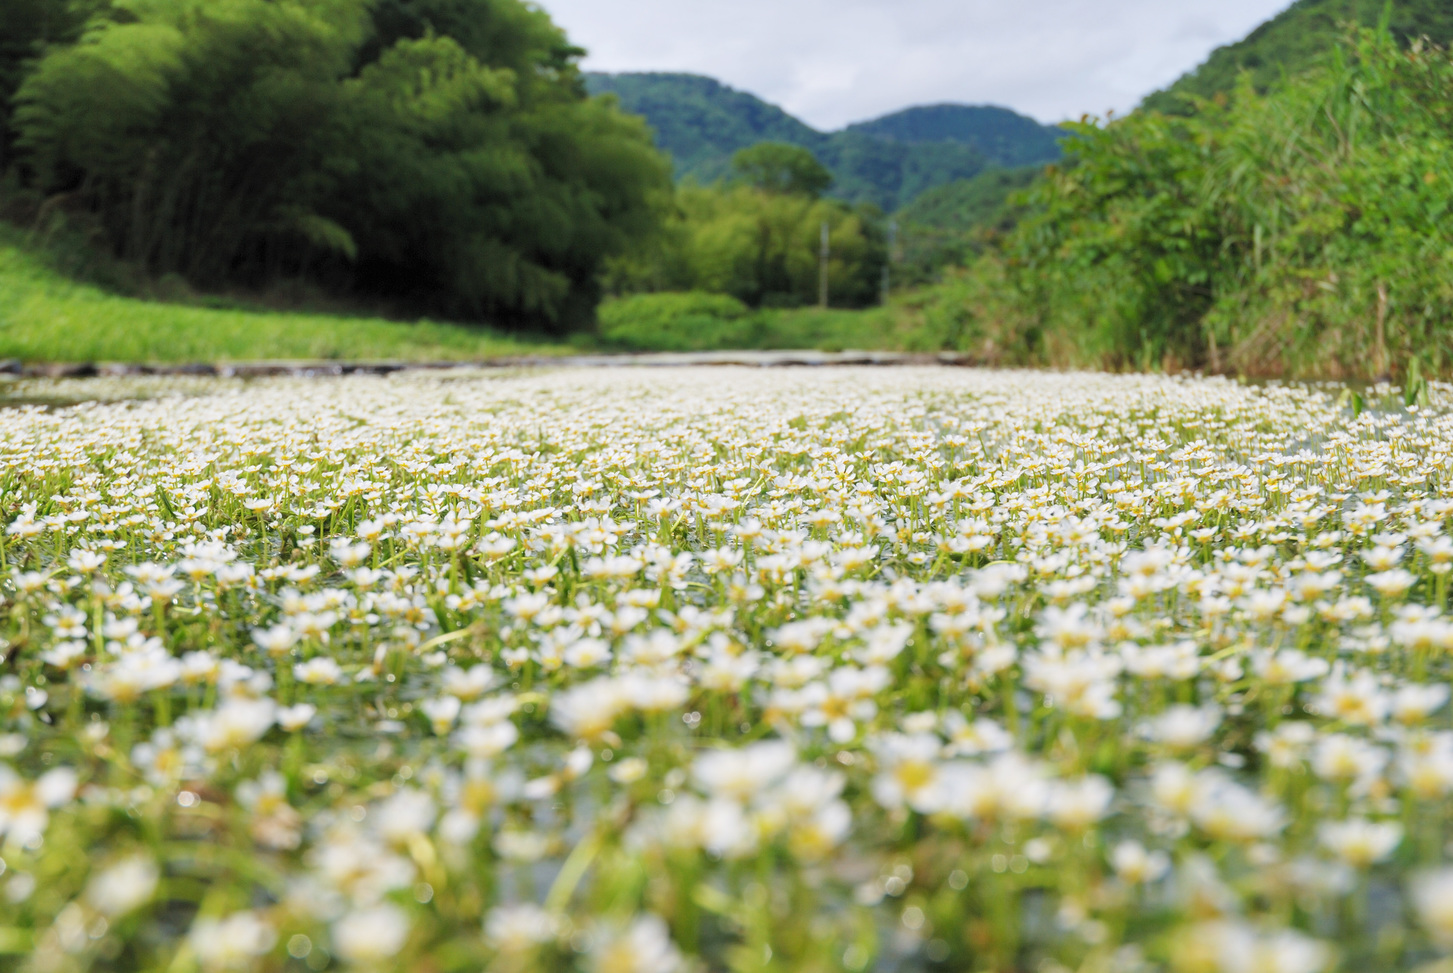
1143;0;1453;113
846;105;1065;169
585;72;1063;212
586;73;822;179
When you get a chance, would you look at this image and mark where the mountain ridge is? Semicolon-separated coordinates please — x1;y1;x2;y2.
585;72;1063;212
846;104;1065;168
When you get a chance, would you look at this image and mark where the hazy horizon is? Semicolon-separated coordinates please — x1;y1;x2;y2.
544;0;1296;128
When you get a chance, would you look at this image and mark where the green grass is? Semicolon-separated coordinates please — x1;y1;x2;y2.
597;291;918;353
0;229;567;363
759;306;905;351
0;227;924;363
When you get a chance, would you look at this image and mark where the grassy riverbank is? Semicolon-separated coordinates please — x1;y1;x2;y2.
0;228;566;363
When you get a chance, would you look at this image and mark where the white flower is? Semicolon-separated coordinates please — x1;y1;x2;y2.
190;912;277;971
332;904;411;965
87;645;182;702
372;789;436;844
442;665;497;701
693;741;796;804
277;703;317;731
294;657;345;685
941;714;1013;758
1393;683;1450;724
1318;818;1401;868
1251;649;1329;685
656;794;756;858
564;637;611;668
1111;841;1168;884
1412;868;1453;948
1046;775;1114;831
330;540;372;568
421;696;462;735
550;678;628;741
485;903;558;953
195;699;275;753
1310;734;1387;785
85;856;160;916
0;765;78;843
610;757;649;784
455;720;520;759
1187;771;1286;842
1143;705;1221;750
252;623;299;656
1366;569;1416;598
588;915;682;973
870;734;948;813
1211;921;1332;973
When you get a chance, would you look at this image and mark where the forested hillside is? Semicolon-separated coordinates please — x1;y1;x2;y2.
586;72;1061;211
1143;0;1453;112
582;73;821;177
847;104;1063;168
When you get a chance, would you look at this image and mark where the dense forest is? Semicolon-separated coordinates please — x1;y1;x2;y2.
0;0;673;332
846;105;1063;169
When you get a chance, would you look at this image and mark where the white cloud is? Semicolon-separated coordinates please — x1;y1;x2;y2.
541;0;1295;128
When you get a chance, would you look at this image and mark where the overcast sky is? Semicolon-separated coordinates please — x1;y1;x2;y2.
542;0;1295;129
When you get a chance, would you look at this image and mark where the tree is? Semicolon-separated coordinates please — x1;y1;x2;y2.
0;0;99;173
18;0;371;278
731;142;833;198
606;182;885;309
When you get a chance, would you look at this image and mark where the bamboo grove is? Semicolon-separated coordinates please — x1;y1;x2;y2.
1;0;673;332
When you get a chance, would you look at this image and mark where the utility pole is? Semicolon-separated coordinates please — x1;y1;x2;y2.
881;219;897;306
818;221;830;310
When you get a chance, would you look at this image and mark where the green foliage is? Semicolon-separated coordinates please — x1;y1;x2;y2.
17;0;371;277
586;72;1059;211
596;290;903;352
585;72;821;178
8;0;671;331
891;259;1047;363
1142;0;1453;114
932;27;1453;377
0;225;561;361
731;143;833;198
846;104;1064;167
822;130;988;213
598;291;759;350
0;0;98;171
755;304;900;352
609;183;886;310
892;165;1043;285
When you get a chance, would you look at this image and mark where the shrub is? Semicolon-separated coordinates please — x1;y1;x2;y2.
948;26;1453;378
597;291;760;351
